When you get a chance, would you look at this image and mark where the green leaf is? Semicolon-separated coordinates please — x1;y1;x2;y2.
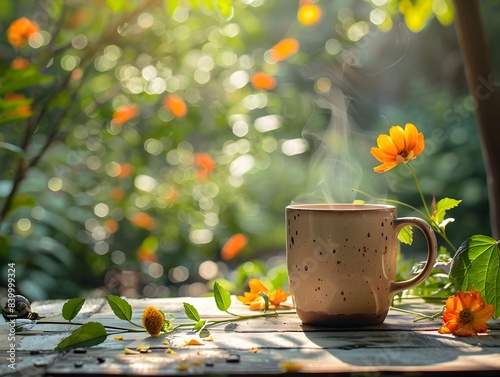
0;142;25;156
183;302;201;322
213;281;231;312
0;235;9;257
105;295;133;321
450;235;500;318
6;194;36;218
55;322;107;352
164;0;179;16
106;0;130;12
62;298;86;322
193;319;207;332
433;198;461;225
0;67;53;95
216;0;232;18
398;225;413;245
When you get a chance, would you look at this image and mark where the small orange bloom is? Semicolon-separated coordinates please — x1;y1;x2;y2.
193;153;216;181
142;306;164;337
269;38;300;62
104;219;119;234
130;212;156;230
297;2;322;26
116;163;134;178
7;17;40;47
221;233;248;261
237;278;291;310
251;72;276;90
11;57;30;70
111;186;125;200
164;94;187;118
112;105;138;125
4;93;32;117
370;122;425;173
438;290;494;337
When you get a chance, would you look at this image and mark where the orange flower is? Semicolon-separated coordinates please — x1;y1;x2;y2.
438;290;494;337
269;38;300;62
11;57;30;70
7;17;40;47
4;93;32;117
193;153;216;181
370;122;424;173
237;278;291;310
297;2;322;26
164;94;187;118
130;212;156;230
112;105;138;125
116;163;133;178
251;72;276;90
221;233;248;261
142;306;165;337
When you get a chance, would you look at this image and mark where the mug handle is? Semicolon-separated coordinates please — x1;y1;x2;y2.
390;217;438;294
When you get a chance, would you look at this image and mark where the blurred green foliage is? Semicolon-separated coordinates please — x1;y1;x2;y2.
0;0;497;301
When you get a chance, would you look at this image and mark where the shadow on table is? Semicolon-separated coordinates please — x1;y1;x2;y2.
302;328;500;371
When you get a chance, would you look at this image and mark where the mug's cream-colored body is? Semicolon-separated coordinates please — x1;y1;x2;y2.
286;204;437;326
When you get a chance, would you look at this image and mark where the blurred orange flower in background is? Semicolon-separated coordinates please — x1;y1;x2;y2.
112;105;138;125
4;92;32;117
130;212;156;231
251;72;276;90
116;163;134;179
11;57;30;70
297;1;322;25
221;233;248;261
370;122;425;173
269;38;300;62
438;290;494;337
193;153;216;181
111;186;125;201
237;278;291;310
7;17;40;47
164;94;187;118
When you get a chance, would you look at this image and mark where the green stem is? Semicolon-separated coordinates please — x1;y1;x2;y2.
37;320;146;332
406;163;432;218
353;189;427;218
173;310;297;330
390;306;442;322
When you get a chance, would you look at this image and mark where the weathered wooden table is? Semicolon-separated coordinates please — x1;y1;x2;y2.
2;296;500;376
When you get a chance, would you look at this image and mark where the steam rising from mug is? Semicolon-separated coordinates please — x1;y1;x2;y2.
292;86;362;204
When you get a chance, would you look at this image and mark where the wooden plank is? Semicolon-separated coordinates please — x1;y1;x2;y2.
3;297;499;376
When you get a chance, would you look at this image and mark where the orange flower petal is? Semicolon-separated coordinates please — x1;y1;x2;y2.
164;94;187;118
269;38;300;62
251;72;276;90
439;290;494;337
113;105;138;125
221;233;248;261
370;123;425;173
130;212;156;230
248;278;269;294
7;17;40;47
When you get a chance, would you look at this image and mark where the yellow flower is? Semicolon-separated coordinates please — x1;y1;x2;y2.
438;290;494;337
141;305;164;337
237;278;291;310
370;123;425;173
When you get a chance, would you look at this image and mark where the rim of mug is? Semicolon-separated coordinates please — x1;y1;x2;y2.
286;203;396;211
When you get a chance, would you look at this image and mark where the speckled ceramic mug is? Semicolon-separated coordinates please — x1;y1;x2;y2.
286;204;437;327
